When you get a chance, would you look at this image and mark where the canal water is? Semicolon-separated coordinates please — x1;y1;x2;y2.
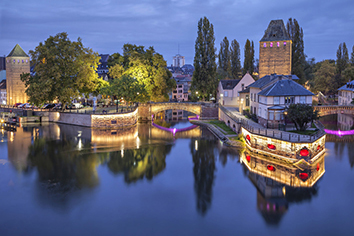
0;115;353;236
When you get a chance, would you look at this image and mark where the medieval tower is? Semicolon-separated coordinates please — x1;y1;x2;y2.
6;44;29;105
259;20;292;78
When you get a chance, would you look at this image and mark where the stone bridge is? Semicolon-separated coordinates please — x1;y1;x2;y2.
315;105;354;116
137;102;218;122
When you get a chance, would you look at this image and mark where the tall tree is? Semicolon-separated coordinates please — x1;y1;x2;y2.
286;103;319;131
192;17;217;101
313;60;336;95
109;44;175;102
243;39;254;76
335;42;350;88
287;18;306;84
20;32;106;107
351;45;354;65
218;36;231;79
230;39;241;79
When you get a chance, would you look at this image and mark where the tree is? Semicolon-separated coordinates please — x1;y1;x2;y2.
286;103;319;131
336;42;350;87
351;45;354;65
101;75;147;108
230;39;241;79
109;44;175;102
313;60;336;95
287;18;306;84
243;39;254;76
218;37;231;79
191;17;217;101
20;32;106;107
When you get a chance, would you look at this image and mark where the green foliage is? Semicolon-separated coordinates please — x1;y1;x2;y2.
287;18;306;84
230;39;241;79
336;42;350;88
108;44;175;102
243;39;255;76
20;32;106;107
206;120;235;135
100;75;148;104
218;37;231;79
192;17;217;101
351;45;354;65
343;66;354;83
313;60;336;95
286;103;319;131
154;120;171;128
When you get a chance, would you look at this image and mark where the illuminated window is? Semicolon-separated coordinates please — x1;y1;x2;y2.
270;42;273;47
284;42;286;46
277;42;280;47
18;59;20;63
263;43;267;47
22;60;24;63
13;59;15;63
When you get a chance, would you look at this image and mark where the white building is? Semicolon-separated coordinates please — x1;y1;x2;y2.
217;72;255;107
249;74;313;127
173;54;185;67
338;81;354;105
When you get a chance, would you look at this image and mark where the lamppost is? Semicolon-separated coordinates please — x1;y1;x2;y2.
284;111;288;131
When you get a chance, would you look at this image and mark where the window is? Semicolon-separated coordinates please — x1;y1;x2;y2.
274;97;279;105
263;43;267;47
246;95;249;106
300;96;306;104
269;111;274;120
242;84;244;91
250;93;253;101
224;91;228;97
270;42;273;47
275;111;281;120
285;96;295;105
284;42;287;46
277;42;280;47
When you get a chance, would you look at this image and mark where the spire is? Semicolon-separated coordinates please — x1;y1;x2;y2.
7;44;29;57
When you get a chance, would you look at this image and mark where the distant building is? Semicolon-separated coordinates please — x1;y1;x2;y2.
173;54;185;67
259;20;292;78
249;74;313;127
0;56;6;71
6;44;30;105
171;75;191;102
98;54;109;80
217;72;255;107
0;79;6;105
338;81;354;105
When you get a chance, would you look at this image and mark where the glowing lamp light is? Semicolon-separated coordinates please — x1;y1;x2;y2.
267;144;276;150
263;43;266;47
277;42;280;47
317;145;320;151
299;173;309;180
317;163;320;171
284;41;286;46
246;135;251;142
300;148;309;157
270;42;273;47
267;165;276;171
246;155;251;162
173;128;176;134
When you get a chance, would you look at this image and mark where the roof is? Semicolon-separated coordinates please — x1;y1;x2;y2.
260;20;290;42
258;79;314;97
249;74;299;89
99;54;109;63
7;44;29;57
220;79;241;90
338;81;354;91
239;87;250;93
268;105;286;110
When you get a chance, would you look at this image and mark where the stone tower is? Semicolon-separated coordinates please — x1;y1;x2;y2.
6;44;30;105
259;20;292;78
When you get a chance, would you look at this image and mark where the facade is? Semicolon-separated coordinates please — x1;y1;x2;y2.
217;72;255;107
338;81;354;105
171;76;191;102
259;20;292;78
0;79;6;105
6;44;30;105
249;74;313;127
173;54;185;67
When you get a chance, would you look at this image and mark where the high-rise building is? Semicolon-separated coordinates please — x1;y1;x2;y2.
173;54;185;67
259;20;292;78
6;44;30;105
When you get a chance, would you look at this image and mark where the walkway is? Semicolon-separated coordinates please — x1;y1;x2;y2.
221;106;264;129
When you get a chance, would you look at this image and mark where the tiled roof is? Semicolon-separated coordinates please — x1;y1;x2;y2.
260;20;290;42
338;81;354;91
258;79;314;97
220;79;241;90
7;44;29;57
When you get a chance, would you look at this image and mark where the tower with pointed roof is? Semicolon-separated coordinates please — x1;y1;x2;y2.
6;44;29;105
259;20;292;78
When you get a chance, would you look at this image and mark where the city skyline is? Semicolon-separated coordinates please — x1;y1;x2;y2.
1;0;353;66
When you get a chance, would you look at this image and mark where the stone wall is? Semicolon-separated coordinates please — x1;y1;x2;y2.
259;40;292;78
91;110;137;128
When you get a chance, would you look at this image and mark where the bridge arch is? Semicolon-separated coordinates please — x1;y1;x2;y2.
150;102;202;116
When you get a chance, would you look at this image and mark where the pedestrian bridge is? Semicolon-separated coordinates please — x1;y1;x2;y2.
315;105;354;116
137;102;218;121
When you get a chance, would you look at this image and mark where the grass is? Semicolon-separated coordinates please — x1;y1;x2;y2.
206;120;236;135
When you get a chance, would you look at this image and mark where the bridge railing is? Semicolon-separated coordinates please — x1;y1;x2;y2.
219;105;326;143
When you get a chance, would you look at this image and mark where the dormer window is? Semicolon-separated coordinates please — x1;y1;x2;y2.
284;42;286;46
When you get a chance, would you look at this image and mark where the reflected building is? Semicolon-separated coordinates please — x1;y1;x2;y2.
241;149;325;225
337;113;354;131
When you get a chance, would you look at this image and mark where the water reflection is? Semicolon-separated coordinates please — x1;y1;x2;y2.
241;149;325;225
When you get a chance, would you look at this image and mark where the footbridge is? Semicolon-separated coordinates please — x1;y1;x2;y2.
137;102;218;122
315;105;354;116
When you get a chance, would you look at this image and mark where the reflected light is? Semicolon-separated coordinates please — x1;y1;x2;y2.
195;140;198;151
282;186;286;196
78;138;82;150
